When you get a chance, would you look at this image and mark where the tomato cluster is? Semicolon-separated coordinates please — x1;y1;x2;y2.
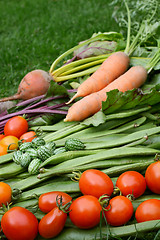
1;163;160;239
0;116;37;156
38;192;72;238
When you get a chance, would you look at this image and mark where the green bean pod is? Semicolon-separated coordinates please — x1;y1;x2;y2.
41;220;160;240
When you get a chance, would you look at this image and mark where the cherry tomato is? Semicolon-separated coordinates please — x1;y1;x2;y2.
39;191;72;213
4;116;28;138
19;131;37;143
0;134;5;141
79;169;114;198
0;182;12;207
0;144;8;156
116;171;146;198
69;195;102;229
135;199;160;223
145;161;160;194
0;136;19;150
104;196;133;226
38;206;67;238
1;206;38;240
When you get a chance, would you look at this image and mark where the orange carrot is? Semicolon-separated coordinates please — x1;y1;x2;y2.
64;65;147;122
0;70;53;102
67;51;130;104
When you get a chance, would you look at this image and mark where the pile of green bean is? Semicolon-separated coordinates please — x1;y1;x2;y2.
0;107;160;239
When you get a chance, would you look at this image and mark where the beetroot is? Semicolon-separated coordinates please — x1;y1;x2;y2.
0;69;53;102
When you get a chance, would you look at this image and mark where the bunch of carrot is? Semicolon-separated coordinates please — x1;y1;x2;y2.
64;0;160;122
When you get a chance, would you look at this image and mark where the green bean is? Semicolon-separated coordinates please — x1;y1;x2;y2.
17;180;80;201
55;133;126;147
55;116;146;145
82;133;126;143
142;134;160;150
47;220;160;240
40;149;100;167
4;172;33;185
10;169;77;191
0;152;14;165
76;156;154;172
124;137;147;147
39;146;158;180
104;106;151;119
123;122;156;134
102;160;154;177
10;173;51;191
44;124;87;142
0;162;24;179
13;198;38;209
31;120;78;132
84;126;160;149
141;112;159;121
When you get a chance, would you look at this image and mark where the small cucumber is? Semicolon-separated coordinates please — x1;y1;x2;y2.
37;145;52;161
31;137;46;148
65;138;85;151
28;158;42;175
25;148;38;159
13;150;23;165
20;152;31;168
45;141;56;154
19;142;32;152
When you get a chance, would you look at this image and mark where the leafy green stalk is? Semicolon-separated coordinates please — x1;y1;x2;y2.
124;0;158;55
49;32;123;73
56;58;106;77
146;42;160;73
123;0;131;54
53;65;100;82
50;0;159;84
52;53;111;77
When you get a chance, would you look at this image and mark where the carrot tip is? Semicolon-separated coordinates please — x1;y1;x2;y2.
66;99;73;105
66;93;78;105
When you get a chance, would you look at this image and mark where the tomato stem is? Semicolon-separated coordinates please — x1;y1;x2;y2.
112;186;122;197
56;195;72;213
71;170;82;182
99;194;110;210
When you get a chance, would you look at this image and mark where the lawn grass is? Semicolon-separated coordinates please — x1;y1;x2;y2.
0;0;120;98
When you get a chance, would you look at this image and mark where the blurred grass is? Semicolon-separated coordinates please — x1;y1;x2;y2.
0;0;120;98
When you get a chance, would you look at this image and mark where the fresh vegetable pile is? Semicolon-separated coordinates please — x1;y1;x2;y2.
0;112;160;239
0;0;160;239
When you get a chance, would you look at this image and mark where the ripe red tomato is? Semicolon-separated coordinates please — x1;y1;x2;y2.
38;206;67;238
104;196;133;226
1;206;38;240
145;161;160;194
135;199;160;223
19;131;37;143
0;134;5;141
79;169;114;198
116;171;146;198
38;191;72;213
4;116;28;138
0;144;8;156
0;182;12;207
0;136;19;150
69;195;102;229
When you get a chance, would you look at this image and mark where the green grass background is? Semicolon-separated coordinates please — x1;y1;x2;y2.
0;0;120;98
